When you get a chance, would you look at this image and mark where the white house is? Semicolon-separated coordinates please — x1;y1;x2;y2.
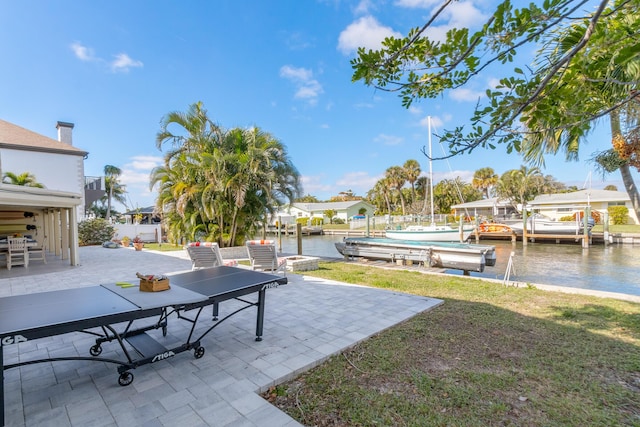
274;200;376;224
528;189;638;224
451;197;517;220
0;119;89;265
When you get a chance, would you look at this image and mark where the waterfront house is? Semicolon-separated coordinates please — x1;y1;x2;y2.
528;189;638;224
451;197;517;220
0;119;89;265
274;200;376;225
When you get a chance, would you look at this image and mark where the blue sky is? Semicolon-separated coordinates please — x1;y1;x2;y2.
1;0;634;211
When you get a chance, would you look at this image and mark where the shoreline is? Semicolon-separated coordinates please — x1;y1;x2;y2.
317;256;640;304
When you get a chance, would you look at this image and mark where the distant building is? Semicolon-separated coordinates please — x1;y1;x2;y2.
451;197;517;220
274;200;376;224
452;190;638;225
528;189;638;224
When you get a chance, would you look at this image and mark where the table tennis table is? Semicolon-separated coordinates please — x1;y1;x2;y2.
0;266;287;426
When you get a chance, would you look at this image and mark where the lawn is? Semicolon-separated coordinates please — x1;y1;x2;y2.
265;261;640;426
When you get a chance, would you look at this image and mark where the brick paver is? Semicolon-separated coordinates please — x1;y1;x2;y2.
1;246;442;426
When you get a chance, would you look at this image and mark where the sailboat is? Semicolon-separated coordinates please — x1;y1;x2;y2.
385;116;474;242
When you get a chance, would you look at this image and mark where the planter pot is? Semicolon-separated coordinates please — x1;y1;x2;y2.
133;243;144;251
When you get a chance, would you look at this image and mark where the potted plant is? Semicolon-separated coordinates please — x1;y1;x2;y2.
121;236;131;247
132;236;144;251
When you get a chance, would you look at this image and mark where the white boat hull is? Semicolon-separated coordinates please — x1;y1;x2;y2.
507;215;594;235
335;237;496;273
385;225;474;242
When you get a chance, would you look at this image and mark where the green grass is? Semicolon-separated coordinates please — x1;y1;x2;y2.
142;242;185;252
266;261;640;426
592;224;640;233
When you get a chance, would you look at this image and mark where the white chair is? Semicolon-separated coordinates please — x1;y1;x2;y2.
28;237;47;264
245;240;286;276
186;242;238;270
7;237;29;270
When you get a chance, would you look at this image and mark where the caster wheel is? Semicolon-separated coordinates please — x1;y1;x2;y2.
118;371;134;386
194;346;205;359
89;345;102;356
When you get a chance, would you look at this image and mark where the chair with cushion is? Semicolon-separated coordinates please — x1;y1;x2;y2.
28;237;47;264
186;242;238;270
7;237;29;270
245;240;286;276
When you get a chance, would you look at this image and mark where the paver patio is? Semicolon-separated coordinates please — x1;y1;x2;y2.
1;246;442;426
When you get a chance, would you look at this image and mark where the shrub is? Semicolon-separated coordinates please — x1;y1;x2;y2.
332;217;345;224
608;206;629;225
78;218;115;246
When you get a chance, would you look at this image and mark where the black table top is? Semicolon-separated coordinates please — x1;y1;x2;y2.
0;286;140;336
0;267;285;337
168;266;286;297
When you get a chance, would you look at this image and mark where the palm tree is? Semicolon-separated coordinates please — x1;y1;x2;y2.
103;165;125;221
153;102;301;247
495;166;544;212
403;159;421;202
472;167;498;199
385;166;407;215
2;171;44;188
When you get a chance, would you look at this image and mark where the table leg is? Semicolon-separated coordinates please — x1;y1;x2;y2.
1;344;4;427
255;289;265;341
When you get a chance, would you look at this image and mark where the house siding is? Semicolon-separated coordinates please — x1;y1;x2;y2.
2;148;85;219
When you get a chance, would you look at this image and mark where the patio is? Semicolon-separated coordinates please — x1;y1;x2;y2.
1;246;442;426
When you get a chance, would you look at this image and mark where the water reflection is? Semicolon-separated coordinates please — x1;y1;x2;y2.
270;234;640;297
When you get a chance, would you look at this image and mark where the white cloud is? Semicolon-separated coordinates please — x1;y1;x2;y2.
374;133;404;146
118;155;163;208
71;42;98;62
110;53;144;73
337;16;402;55
70;42;143;73
394;0;440;7
394;1;490;43
419;115;444;129
279;65;323;105
335;171;380;196
449;87;484;102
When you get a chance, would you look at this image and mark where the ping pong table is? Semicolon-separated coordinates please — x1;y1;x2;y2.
0;266;287;426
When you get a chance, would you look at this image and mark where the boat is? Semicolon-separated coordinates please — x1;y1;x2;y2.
384;116;474;242
507;213;595;235
301;225;324;235
385;224;474;242
335;237;496;273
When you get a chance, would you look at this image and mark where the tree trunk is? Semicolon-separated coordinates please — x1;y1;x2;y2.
619;163;640;222
610;111;640;222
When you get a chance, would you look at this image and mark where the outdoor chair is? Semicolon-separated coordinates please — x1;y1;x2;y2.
7;237;29;270
186;242;238;270
28;237;47;264
245;240;287;276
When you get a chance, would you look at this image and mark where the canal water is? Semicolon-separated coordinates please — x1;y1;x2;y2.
271;234;640;297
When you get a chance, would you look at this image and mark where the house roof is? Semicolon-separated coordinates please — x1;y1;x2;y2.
0;119;88;156
292;200;373;212
529;189;630;206
123;206;157;215
0;183;82;209
451;197;512;209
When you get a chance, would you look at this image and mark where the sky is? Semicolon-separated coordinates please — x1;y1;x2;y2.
1;0;635;212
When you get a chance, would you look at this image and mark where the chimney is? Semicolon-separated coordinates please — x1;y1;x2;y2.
56;121;74;145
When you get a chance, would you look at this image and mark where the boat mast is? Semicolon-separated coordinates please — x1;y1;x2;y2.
428;116;435;227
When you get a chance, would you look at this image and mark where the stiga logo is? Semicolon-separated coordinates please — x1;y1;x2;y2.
261;282;279;291
152;351;175;363
1;335;28;346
